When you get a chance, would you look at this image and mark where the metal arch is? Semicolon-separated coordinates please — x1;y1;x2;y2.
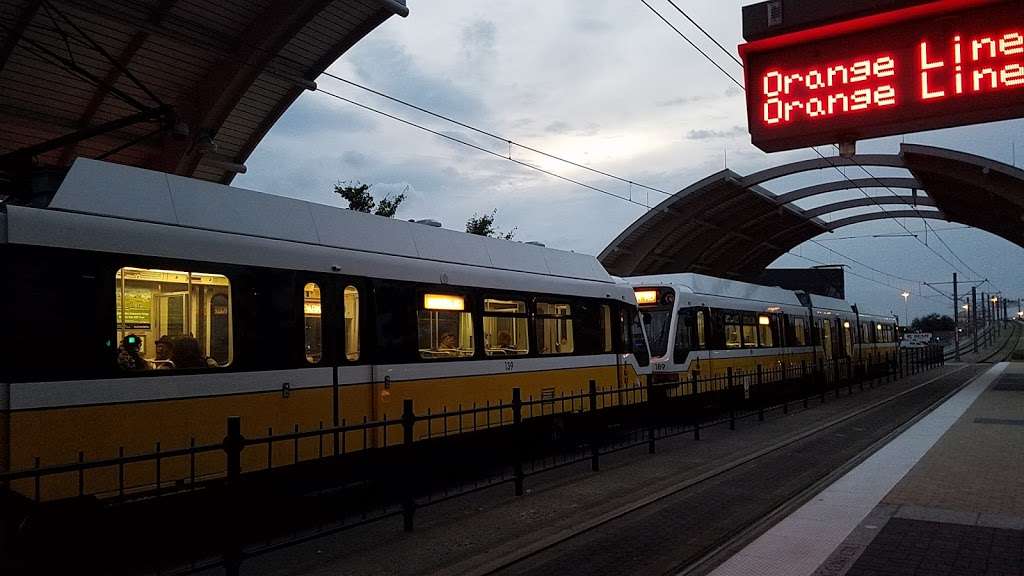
824;210;948;231
741;154;906;187
802;196;938;218
775;177;921;204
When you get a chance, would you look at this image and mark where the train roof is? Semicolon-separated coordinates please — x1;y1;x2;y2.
11;159;613;286
623;273;805;307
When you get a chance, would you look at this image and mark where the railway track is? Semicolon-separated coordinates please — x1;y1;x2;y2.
471;324;1021;576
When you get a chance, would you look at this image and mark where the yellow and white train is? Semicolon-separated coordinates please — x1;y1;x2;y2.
623;274;898;387
0;159;650;499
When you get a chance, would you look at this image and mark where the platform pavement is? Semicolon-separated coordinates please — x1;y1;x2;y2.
200;358;977;576
710;331;1024;576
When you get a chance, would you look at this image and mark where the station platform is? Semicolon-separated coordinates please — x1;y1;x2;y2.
710;360;1024;576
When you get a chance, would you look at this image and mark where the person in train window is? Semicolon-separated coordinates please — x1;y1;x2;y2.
497;331;512;350
439;332;457;351
171;336;206;369
117;335;149;371
153;336;176;370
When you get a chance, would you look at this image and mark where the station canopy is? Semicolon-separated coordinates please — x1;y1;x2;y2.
0;0;407;185
600;144;1024;280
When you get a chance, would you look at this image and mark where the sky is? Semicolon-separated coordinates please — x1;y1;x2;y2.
234;0;1024;323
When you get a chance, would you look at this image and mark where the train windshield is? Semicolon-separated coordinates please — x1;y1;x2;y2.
641;308;673;358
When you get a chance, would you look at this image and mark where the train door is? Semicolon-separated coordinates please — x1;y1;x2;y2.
820;318;834;361
842;319;855;359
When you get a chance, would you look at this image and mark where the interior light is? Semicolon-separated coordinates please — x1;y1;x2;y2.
634;290;659;305
877;324;883;330
843;321;851;329
424;294;465;311
304;303;322;315
759;316;771;326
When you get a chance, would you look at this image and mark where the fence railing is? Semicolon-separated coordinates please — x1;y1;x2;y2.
942;322;1004;361
1;345;947;575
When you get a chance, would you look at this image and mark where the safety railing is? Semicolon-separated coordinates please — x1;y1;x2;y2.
1;345;946;575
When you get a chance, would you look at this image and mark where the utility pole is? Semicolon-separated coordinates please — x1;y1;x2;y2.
972;287;978;353
953;273;960;361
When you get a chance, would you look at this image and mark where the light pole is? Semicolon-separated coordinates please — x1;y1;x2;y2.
901;291;910;329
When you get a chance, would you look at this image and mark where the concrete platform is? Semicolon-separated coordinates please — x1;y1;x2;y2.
709;360;1024;576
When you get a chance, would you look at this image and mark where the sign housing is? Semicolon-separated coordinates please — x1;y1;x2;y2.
740;0;1024;152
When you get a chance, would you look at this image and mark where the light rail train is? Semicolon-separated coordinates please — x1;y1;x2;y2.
0;159;651;499
624;274;899;388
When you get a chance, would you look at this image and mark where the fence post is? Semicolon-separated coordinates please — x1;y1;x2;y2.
802;360;809;409
756;366;765;422
589;380;600;472
782;365;789;415
692;372;701;441
833;360;841;399
817;358;825;403
645;377;656;454
512;388;525;496
402;399;416;532
727;368;736;430
222;416;244;576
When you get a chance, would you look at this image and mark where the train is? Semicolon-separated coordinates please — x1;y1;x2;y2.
0;158;651;499
1;158;900;502
623;274;899;387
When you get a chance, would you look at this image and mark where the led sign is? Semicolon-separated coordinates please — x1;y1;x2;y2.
740;0;1024;152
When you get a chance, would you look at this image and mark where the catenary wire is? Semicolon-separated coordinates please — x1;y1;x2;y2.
636;3;995;286
662;0;744;67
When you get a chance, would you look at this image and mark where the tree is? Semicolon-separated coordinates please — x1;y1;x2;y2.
333;181;406;217
910;313;955;332
466;209;516;240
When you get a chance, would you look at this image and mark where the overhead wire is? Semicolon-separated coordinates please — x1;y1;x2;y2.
315;88;654;210
637;0;996;289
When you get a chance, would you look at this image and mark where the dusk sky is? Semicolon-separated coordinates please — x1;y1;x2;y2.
235;0;1024;322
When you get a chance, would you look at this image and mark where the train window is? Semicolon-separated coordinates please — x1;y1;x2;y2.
792;317;808;346
483;298;529;356
674;309;694;363
344;285;360;361
742;319;758;348
724;313;742;348
696;310;706;349
115;267;232;371
600;304;613;353
537;301;574;355
622;306;650;366
303;283;322;364
418;293;474;359
758;315;774;348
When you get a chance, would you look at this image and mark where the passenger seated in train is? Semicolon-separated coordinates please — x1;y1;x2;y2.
153;335;175;369
117;335;149;371
169;335;207;369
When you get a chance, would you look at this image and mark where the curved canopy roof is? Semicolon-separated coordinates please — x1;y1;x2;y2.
600;144;1024;279
0;0;406;184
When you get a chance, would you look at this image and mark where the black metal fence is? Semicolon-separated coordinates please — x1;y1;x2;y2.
1;346;945;575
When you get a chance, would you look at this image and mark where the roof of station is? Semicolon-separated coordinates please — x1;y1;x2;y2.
0;0;406;184
600;144;1024;279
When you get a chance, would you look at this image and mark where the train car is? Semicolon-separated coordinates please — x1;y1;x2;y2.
0;158;650;500
623;274;897;387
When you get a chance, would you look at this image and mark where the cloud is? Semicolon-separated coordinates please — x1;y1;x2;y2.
461;19;497;74
686;126;747;140
349;37;486;120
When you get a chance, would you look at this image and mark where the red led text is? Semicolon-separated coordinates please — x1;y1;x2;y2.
762;56;897;125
